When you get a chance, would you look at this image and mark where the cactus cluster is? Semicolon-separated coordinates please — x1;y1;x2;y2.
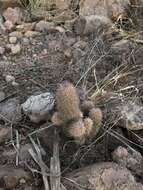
51;81;103;144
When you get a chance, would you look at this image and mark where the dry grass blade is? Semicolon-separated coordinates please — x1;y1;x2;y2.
60;184;68;190
16;130;20;166
28;136;50;190
50;129;61;190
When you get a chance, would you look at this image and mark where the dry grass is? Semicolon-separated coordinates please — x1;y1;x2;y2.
27;129;62;190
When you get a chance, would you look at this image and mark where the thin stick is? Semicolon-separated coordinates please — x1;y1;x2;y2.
50;129;61;190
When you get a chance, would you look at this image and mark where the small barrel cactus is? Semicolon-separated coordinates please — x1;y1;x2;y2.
84;117;94;137
56;81;83;123
81;100;95;113
65;118;86;144
89;108;103;130
52;81;103;144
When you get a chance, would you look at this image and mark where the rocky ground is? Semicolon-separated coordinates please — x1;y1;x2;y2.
0;0;143;189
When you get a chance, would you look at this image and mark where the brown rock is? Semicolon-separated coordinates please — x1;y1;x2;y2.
4;175;17;189
1;144;33;163
0;127;11;144
63;162;143;190
112;146;143;176
0;166;31;189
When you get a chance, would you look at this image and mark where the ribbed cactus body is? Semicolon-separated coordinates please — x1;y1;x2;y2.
56;82;83;123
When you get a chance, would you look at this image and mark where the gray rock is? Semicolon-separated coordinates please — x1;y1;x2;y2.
73;14;112;36
35;21;54;32
79;0;108;17
121;101;143;130
22;92;55;123
84;15;112;35
22;38;29;45
0;98;22;123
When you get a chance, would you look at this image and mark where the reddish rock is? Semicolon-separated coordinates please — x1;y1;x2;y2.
4;20;14;31
3;7;23;24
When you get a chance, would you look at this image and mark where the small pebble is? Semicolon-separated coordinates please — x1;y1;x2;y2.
9;36;17;44
11;81;19;87
11;44;21;55
9;31;23;38
55;26;65;33
0;47;5;55
41;49;48;55
22;38;29;45
5;75;15;83
19;178;26;184
24;30;39;38
64;48;72;58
